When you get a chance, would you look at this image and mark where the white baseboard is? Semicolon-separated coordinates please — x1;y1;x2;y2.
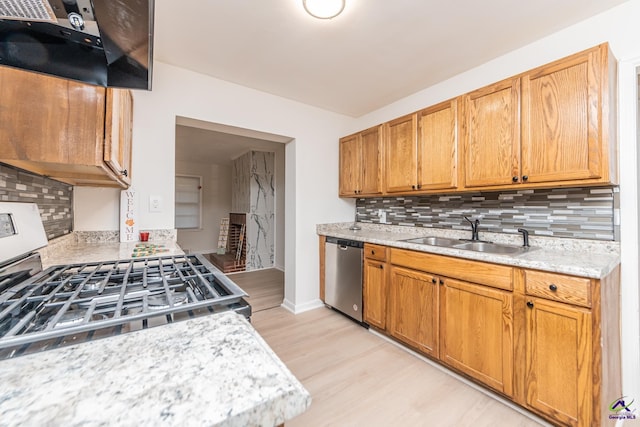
281;298;324;314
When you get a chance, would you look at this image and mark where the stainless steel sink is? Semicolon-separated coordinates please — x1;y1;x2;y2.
402;236;532;255
452;241;529;255
402;236;462;246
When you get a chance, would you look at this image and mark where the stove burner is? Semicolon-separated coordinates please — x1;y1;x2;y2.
147;292;188;310
51;311;108;329
0;254;250;354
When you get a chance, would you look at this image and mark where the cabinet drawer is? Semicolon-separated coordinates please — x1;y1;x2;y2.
364;243;387;261
390;248;513;291
524;270;591;308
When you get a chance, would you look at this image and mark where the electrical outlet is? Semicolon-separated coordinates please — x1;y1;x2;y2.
149;196;162;213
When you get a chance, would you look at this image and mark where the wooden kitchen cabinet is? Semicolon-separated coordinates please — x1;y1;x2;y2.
340;43;617;196
521;43;616;186
416;99;459;191
440;277;514;396
363;243;388;330
385;113;418;193
461;77;521;188
524;297;592;427
0;67;133;188
388;265;439;357
339;125;383;197
461;43;616;191
385;100;459;194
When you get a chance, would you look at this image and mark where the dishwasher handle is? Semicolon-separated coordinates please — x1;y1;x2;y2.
326;236;364;249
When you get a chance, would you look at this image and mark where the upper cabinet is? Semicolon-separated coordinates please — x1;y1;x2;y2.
521;45;614;186
339;43;617;197
385;99;459;194
0;67;133;188
385;114;418;193
461;78;520;188
417;99;459;191
339;125;383;196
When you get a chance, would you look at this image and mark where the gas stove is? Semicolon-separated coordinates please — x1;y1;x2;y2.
0;202;250;359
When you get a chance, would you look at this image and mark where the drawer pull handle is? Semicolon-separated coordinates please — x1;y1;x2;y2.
379;265;384;269
549;284;558;292
526;301;534;309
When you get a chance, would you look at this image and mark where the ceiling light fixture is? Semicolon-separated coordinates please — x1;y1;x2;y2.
302;0;346;19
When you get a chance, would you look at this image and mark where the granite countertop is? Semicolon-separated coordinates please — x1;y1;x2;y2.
317;223;620;279
37;234;185;269
0;311;311;427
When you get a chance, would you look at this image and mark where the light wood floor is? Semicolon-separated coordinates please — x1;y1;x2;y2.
228;268;284;313
252;307;548;427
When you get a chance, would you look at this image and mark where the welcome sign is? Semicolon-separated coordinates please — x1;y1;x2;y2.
120;190;139;242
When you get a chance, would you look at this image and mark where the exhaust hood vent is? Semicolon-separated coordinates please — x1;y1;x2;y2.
0;0;57;22
0;0;154;90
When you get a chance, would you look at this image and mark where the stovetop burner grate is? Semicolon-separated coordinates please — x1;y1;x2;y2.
0;253;248;351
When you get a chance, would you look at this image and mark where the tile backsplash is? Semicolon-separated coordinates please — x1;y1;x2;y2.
356;187;617;241
0;163;73;240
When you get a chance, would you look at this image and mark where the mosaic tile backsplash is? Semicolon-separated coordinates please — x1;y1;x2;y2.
0;163;73;240
356;187;617;241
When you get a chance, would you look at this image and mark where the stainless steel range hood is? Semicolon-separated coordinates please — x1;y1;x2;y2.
0;0;154;90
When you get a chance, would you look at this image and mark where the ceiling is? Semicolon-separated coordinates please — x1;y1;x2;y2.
154;0;629;118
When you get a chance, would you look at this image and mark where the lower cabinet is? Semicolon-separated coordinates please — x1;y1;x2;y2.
363;258;387;329
440;278;514;396
355;245;621;427
525;297;593;426
388;266;439;357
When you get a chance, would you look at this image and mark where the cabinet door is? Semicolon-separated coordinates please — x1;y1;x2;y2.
105;88;133;186
462;78;520;188
521;47;602;184
440;278;514;396
388;266;438;357
359;125;383;195
417;99;458;191
0;66;105;166
385;114;418;193
339;133;361;196
525;298;592;427
363;259;387;330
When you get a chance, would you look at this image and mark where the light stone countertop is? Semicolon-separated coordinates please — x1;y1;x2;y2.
37;234;185;269
0;311;311;427
317;223;620;279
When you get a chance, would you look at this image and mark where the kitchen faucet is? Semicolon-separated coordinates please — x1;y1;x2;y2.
463;216;480;241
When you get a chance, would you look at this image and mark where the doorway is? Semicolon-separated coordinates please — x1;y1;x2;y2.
173;117;290;276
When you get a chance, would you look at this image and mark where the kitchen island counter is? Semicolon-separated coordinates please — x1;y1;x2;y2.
0;311;311;426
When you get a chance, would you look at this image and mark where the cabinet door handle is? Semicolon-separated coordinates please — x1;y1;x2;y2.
431;278;437;284
522;175;529;181
379;265;384;269
512;176;518;182
411;185;416;190
439;279;444;285
549;284;557;291
526;301;534;309
417;184;422;189
121;169;128;177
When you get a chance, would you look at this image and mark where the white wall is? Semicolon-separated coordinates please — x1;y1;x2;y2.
175;161;231;254
348;0;640;413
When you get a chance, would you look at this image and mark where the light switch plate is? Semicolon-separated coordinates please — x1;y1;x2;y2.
149;195;162;213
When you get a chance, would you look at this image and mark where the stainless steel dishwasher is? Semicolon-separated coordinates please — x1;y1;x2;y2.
324;236;364;323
